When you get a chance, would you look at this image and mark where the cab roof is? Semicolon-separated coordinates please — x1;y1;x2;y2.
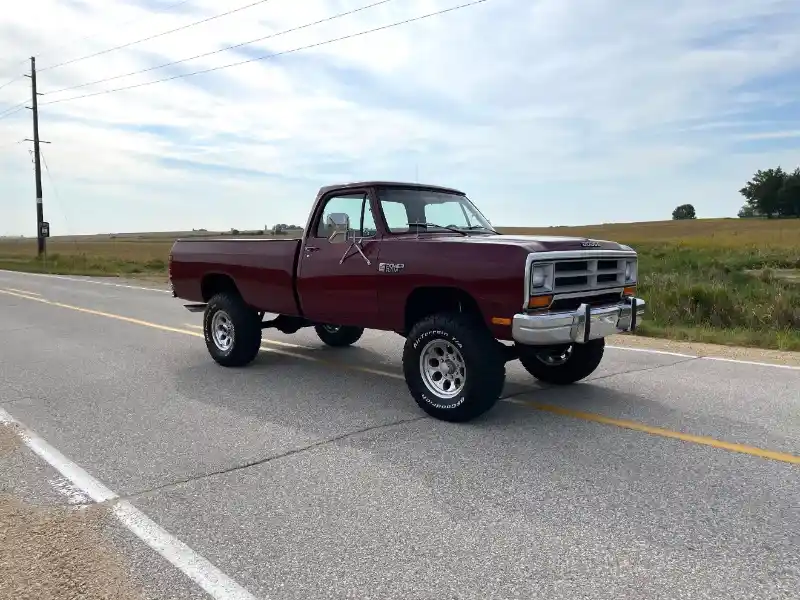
318;181;465;196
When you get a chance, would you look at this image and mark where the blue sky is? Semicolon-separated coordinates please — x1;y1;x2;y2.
1;0;799;236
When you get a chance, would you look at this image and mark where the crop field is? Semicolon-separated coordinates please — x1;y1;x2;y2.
1;218;799;350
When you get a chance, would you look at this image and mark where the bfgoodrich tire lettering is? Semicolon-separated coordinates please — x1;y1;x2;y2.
403;313;505;422
518;338;605;384
203;292;262;367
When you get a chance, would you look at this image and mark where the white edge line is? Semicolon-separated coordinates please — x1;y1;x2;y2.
608;344;800;370
700;355;800;371
0;407;260;600
0;269;170;293
607;345;696;358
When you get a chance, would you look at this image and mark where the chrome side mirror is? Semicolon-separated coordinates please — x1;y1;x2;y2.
327;212;352;244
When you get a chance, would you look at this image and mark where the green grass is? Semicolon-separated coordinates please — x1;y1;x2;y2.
2;219;800;351
633;244;800;350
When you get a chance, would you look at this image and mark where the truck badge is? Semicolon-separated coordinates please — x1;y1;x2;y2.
379;263;404;273
581;240;601;247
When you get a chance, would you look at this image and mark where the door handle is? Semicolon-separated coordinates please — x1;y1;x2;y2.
304;246;320;256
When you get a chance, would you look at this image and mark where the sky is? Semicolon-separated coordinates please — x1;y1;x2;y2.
1;0;800;236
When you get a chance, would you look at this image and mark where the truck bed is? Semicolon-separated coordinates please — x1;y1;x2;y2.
169;237;302;316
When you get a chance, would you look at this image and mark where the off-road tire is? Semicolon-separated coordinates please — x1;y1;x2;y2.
403;312;505;422
518;338;605;385
203;292;262;367
314;324;364;347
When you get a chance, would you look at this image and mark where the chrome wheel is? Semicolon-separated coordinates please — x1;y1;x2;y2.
419;339;466;400
535;345;573;366
211;310;234;352
322;324;341;334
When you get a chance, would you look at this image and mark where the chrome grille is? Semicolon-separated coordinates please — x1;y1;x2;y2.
552;257;627;293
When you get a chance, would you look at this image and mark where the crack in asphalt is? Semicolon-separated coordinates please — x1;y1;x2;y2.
124;415;430;501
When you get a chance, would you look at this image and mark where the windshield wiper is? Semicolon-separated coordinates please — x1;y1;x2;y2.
463;225;498;234
407;222;468;236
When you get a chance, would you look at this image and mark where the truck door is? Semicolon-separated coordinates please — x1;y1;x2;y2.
296;189;382;328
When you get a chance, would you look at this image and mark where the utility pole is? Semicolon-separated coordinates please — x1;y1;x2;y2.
24;56;46;256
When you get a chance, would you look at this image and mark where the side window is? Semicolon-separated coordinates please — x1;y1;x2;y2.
381;200;410;233
315;193;367;238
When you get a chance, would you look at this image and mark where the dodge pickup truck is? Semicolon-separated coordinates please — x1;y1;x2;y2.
169;181;646;422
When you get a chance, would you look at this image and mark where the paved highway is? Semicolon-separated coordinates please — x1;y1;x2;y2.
0;269;798;600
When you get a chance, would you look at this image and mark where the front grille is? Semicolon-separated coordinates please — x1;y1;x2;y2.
552;257;628;293
550;291;623;312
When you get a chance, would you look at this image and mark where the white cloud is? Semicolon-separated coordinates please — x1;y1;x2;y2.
1;0;800;236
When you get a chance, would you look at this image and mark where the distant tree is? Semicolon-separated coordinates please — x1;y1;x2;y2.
672;204;697;220
738;167;786;218
776;167;800;217
737;204;757;218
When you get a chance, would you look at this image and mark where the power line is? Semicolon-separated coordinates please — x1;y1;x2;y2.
0;74;24;92
0;0;194;73
45;0;397;97
32;0;193;67
0;101;28;120
41;0;491;107
40;0;277;72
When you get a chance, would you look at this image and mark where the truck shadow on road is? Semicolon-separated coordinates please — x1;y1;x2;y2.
172;345;789;459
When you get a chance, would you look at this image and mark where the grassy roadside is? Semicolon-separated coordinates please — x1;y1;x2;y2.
1;219;799;351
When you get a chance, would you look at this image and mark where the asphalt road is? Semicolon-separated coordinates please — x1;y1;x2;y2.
0;269;798;600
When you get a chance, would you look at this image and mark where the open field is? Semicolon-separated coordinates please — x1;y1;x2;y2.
1;218;799;350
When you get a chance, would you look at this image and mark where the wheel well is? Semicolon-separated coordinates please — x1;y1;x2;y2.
201;273;240;302
404;287;484;334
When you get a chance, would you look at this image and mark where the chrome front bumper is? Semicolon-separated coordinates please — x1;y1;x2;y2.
512;297;646;346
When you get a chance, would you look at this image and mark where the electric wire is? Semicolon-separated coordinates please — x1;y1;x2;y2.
1;0;193;72
44;0;397;96
0;102;28;120
39;0;277;72
0;75;24;92
41;0;491;107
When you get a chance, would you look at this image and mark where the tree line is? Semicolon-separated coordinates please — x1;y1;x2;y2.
737;167;800;218
672;166;800;220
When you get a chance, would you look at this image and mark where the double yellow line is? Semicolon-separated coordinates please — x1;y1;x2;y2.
1;287;798;466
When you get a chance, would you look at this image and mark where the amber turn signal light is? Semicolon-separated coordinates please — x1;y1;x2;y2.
527;295;553;309
491;317;512;326
623;285;637;296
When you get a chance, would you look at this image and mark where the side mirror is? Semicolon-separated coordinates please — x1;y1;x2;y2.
327;212;352;243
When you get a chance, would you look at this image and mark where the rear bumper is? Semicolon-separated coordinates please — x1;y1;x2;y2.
512;297;646;346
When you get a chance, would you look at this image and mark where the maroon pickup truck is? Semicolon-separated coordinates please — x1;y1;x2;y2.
169;181;645;422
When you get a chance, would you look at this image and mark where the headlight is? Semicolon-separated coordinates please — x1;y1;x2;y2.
530;263;554;292
624;260;637;283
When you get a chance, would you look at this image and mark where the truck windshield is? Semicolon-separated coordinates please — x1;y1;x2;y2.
377;187;495;234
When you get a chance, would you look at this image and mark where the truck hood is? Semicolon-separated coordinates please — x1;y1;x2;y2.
434;233;632;253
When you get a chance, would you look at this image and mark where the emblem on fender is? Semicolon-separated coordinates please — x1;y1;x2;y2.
379;262;405;273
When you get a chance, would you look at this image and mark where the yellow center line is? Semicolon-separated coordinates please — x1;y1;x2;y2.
184;324;311;350
522;401;800;465
2;288;798;465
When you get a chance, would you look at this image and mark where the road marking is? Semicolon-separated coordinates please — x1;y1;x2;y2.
2;288;798;463
0;288;43;301
607;345;696;359
519;400;800;465
0;269;170;293
0;407;259;600
185;323;312;350
608;344;800;371
4;268;797;370
6;287;42;296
